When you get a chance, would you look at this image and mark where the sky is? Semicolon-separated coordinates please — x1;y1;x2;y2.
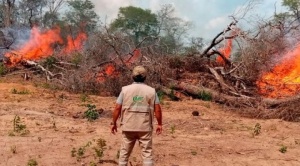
93;0;285;40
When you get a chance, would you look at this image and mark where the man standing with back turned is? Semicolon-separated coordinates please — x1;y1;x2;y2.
111;65;162;166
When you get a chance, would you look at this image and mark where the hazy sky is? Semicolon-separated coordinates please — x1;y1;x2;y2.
90;0;286;40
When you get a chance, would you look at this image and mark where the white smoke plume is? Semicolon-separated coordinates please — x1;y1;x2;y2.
0;27;31;58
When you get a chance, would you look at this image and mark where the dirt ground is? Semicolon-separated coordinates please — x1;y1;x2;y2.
1;76;300;166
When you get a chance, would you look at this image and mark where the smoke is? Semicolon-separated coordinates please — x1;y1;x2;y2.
0;27;31;58
90;0;134;24
2;27;31;49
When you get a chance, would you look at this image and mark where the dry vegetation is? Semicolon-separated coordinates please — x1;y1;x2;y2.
1;1;300;165
0;76;300;166
2;16;300;122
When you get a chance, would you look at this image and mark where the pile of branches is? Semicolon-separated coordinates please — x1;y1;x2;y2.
1;18;300;122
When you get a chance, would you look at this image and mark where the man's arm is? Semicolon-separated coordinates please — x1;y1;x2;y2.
111;104;122;134
154;104;162;135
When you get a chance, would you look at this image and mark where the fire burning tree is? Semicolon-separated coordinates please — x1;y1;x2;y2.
257;43;300;98
1;1;300;122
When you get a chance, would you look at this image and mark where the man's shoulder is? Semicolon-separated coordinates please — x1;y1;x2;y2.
123;83;155;91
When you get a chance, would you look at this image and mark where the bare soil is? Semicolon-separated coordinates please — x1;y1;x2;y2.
1;76;300;166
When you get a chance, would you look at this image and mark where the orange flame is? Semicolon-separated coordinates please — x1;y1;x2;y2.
216;39;232;65
62;32;87;54
126;49;141;64
97;49;141;82
97;63;119;82
5;26;87;65
257;44;300;98
105;64;116;75
5;27;63;65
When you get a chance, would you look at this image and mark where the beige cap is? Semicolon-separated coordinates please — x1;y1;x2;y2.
132;66;147;77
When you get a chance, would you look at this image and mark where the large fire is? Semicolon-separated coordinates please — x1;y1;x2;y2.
4;26;142;83
257;44;300;98
5;26;87;65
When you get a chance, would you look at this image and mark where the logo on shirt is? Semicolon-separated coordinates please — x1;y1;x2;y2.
133;96;144;103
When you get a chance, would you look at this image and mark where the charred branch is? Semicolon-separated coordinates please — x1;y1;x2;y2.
201;21;238;57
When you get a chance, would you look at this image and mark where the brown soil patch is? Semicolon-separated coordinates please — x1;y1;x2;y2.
0;77;300;166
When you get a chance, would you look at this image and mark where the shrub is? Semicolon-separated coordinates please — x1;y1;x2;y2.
27;159;38;166
0;62;7;76
197;91;212;101
279;145;287;153
84;104;99;121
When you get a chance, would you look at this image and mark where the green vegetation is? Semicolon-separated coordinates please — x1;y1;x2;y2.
72;141;92;161
279;145;287;153
191;150;197;156
71;138;107;163
43;56;57;69
93;138;107;162
10;115;30;136
110;6;158;44
27;159;38;166
252;123;261;137
11;88;30;95
157;90;164;102
84;104;99;121
80;93;91;102
0;62;7;76
71;148;77;157
89;162;97;166
197;91;212;101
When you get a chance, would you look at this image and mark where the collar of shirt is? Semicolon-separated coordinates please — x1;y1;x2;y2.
132;82;145;84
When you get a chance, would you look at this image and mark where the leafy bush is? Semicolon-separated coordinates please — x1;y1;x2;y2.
27;159;38;166
279;145;287;153
0;62;7;76
197;90;212;101
71;138;107;163
84;104;99;121
43;56;57;69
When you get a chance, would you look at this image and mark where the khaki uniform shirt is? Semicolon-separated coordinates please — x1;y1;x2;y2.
117;83;157;132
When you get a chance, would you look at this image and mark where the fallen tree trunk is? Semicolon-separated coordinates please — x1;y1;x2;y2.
166;78;257;107
166;79;300;108
262;95;300;107
156;85;190;101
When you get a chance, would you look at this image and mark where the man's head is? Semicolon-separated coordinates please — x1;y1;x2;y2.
132;66;147;82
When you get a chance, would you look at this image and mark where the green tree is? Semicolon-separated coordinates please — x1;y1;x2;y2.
42;0;65;27
282;0;300;19
17;0;47;27
64;0;99;32
110;6;159;45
